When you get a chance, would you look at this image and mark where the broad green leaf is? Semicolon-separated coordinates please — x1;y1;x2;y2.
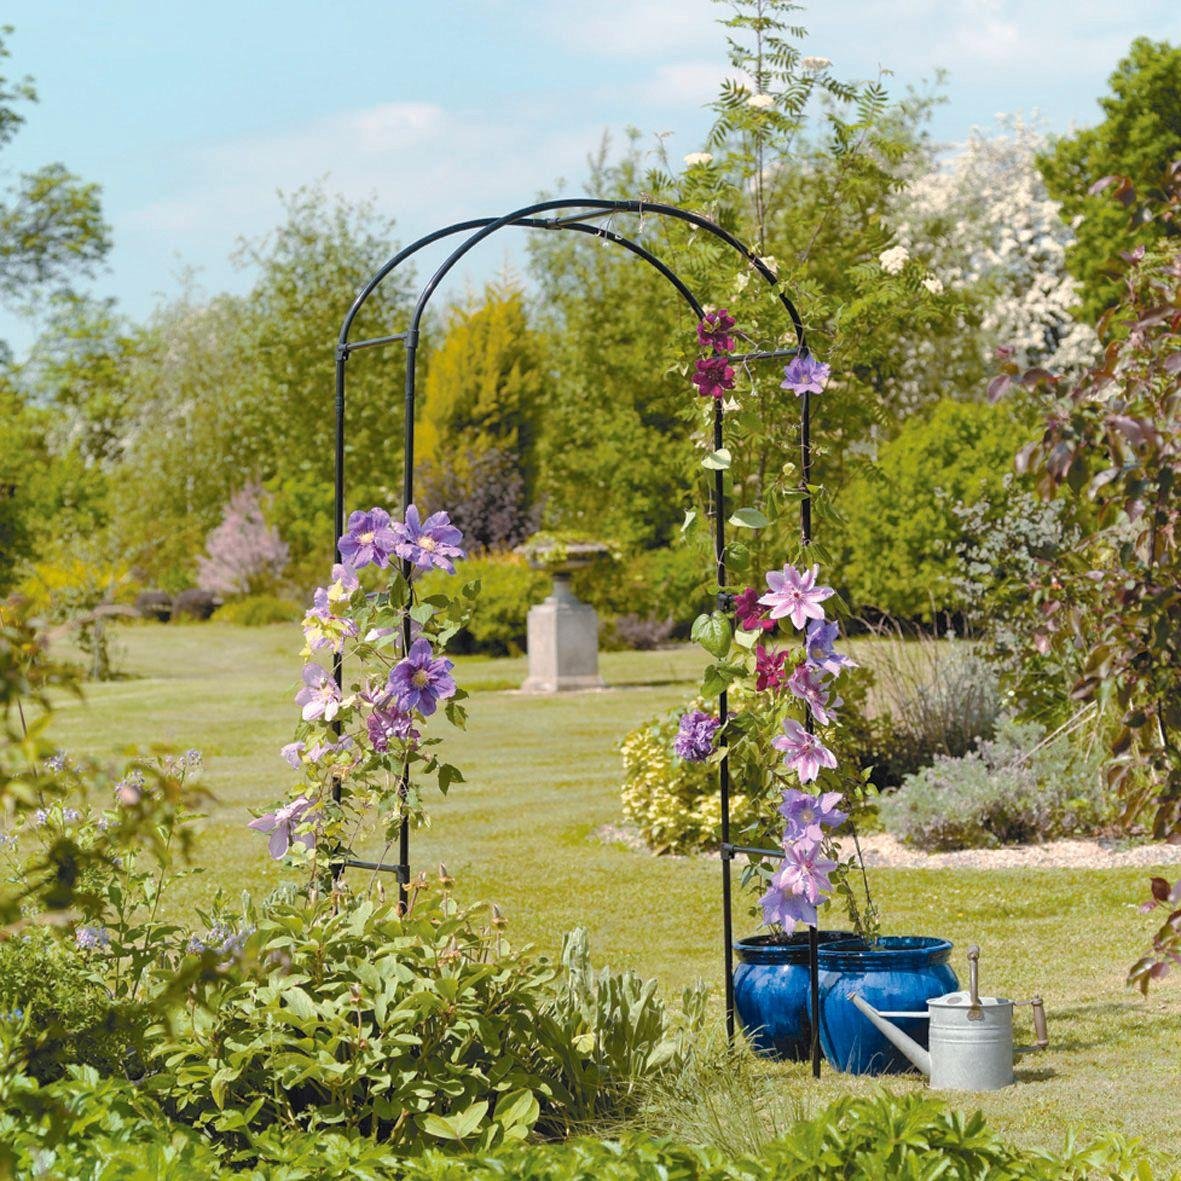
729;507;770;529
701;448;732;470
691;612;731;658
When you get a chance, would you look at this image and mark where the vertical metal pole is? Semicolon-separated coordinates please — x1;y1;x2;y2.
801;384;821;1078
331;349;347;867
397;329;420;911
715;396;735;1044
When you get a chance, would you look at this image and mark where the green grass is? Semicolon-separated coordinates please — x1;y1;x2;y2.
46;622;1181;1158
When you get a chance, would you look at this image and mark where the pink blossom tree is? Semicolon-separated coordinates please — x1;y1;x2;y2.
196;483;289;597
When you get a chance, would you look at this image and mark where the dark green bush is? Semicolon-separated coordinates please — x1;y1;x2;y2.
0;930;144;1081
881;717;1111;850
419;555;549;655
211;593;303;626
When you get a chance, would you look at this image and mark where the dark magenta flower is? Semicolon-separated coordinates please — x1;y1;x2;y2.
339;508;399;569
674;710;721;761
696;308;737;353
393;505;465;574
734;587;776;633
781;354;831;396
758;563;833;630
387;638;457;717
805;618;856;677
755;645;787;692
772;718;838;784
786;662;840;724
778;788;847;845
692;355;736;400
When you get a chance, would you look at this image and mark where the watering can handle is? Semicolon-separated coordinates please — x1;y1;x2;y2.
967;944;983;1020
1030;995;1049;1050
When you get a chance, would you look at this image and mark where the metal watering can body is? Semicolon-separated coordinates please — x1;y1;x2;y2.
849;945;1048;1092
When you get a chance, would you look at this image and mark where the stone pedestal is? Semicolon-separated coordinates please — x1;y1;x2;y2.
520;573;605;693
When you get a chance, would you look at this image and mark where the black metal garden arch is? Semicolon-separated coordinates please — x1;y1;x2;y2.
331;198;823;1073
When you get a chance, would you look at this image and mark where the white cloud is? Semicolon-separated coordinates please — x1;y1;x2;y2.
539;0;716;58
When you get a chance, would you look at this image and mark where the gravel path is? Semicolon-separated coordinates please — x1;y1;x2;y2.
599;824;1181;869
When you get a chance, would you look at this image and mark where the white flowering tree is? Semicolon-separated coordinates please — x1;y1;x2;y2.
891;116;1095;403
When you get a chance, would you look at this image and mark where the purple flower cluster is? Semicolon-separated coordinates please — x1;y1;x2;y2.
696;308;737;353
691;308;739;401
75;926;111;951
674;710;721;762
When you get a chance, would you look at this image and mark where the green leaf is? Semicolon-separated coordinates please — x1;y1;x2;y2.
691;612;731;658
701;448;732;470
729;507;770;529
681;509;697;533
438;763;465;794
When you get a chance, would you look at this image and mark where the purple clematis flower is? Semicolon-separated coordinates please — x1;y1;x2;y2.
776;840;838;904
734;587;776;633
303;586;359;655
393;505;465;574
280;742;305;769
339;508;399;569
388;638;456;717
781;354;831;396
805;618;857;678
772;718;838;784
755;645;787;692
691;355;736;400
248;795;317;859
786;662;840;725
778;788;847;845
295;663;342;722
759;880;817;933
758;564;833;630
327;562;359;604
674;710;721;762
367;706;420;752
696;308;737;353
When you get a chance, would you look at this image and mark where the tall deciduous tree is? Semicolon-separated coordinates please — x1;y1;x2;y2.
1039;38;1181;322
0;26;111;343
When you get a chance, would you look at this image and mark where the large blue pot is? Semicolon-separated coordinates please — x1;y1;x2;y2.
809;936;958;1075
733;931;850;1060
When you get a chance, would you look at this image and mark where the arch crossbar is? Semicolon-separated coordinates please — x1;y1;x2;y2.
331;198;818;1068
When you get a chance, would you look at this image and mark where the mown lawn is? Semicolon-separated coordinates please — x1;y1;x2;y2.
46;623;1181;1158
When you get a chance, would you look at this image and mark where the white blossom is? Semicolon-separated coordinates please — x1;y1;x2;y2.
747;93;774;109
801;56;832;71
878;246;910;275
683;152;713;167
921;276;944;295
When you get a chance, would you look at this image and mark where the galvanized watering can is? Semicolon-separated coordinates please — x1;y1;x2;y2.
849;945;1048;1091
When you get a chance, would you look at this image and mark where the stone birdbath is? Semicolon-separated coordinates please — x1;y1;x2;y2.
515;536;612;693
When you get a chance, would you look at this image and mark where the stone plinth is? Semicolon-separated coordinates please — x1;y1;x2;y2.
520;573;605;693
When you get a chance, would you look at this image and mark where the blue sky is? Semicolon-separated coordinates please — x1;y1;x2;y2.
2;0;1178;354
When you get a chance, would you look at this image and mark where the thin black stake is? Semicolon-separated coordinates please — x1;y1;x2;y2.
330;349;347;881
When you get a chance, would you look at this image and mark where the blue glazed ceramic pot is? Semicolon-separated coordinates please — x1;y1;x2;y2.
733;931;850;1060
810;936;959;1075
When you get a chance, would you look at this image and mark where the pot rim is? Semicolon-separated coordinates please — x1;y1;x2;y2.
817;935;954;971
734;930;852;964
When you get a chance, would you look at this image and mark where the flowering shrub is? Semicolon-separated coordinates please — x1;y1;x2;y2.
196;482;290;598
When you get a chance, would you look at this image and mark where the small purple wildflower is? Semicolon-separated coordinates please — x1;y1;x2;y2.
62;808;81;825
392;505;465;574
295;663;342;722
114;771;145;806
387;638;457;717
696;308;737;353
45;751;68;772
692;355;736;400
31;808;49;827
674;710;721;762
772;718;838;784
75;926;111;951
778;788;847;845
758;564;833;630
781;354;830;396
338;508;399;569
248;796;317;859
805;618;857;678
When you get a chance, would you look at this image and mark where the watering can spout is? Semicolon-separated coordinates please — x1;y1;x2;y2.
849;993;931;1077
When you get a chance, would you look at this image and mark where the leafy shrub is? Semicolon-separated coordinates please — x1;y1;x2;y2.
419;555;549;655
154;891;703;1155
605;614;675;651
0;930;144;1081
880;716;1111;850
839;398;1034;620
170;588;220;620
212;593;302;626
575;544;710;638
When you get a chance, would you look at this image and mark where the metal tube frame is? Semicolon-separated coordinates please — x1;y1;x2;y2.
331;198;819;1072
